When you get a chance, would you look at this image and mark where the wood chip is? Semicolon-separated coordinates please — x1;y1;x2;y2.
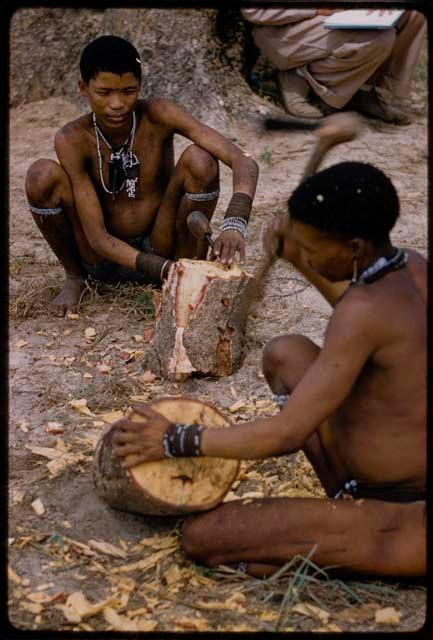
112;548;176;574
163;563;182;586
16;340;29;348
98;410;124;424
27;591;53;604
25;444;61;459
375;607;402;625
8;566;21;585
69;399;94;416
21;602;43;615
58;592;117;623
17;419;29;432
31;498;45;516
45;421;64;435
85;327;96;339
292;602;330;624
174;617;209;631
89;540;127;559
228;399;246;413
103;607;137;631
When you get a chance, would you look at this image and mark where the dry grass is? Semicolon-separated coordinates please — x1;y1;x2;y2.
10;265;156;322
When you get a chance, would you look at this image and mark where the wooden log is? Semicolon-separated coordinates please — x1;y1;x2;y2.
153;259;253;381
93;397;239;516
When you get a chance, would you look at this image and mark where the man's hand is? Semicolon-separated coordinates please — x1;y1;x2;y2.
112;404;171;468
212;229;246;265
263;214;300;264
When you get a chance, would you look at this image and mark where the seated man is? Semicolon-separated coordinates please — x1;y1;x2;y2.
25;35;259;316
241;7;426;124
113;162;426;578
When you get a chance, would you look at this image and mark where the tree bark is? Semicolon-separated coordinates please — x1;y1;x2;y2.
93;397;239;516
9;7;265;128
152;259;253;381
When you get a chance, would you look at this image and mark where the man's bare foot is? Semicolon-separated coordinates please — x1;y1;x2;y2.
49;276;86;317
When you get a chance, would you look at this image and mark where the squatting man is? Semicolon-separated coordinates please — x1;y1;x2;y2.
113;162;426;578
25;35;259;316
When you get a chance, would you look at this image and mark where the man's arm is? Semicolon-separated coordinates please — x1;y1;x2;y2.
148;99;259;264
201;292;375;458
113;291;377;466
54;126;141;269
264;215;350;307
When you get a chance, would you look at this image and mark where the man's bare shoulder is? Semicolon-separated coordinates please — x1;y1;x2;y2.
141;97;190;127
405;248;427;303
54;114;92;149
331;280;402;341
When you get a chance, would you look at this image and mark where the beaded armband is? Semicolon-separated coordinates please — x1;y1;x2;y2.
162;423;205;458
220;192;252;239
220;216;247;238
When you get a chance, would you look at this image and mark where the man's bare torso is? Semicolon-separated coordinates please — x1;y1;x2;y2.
60;99;174;239
324;250;426;490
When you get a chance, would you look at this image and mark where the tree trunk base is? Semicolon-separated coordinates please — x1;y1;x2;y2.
93;397;239;516
152;259;253;381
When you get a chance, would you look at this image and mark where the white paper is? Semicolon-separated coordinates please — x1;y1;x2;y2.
324;9;404;30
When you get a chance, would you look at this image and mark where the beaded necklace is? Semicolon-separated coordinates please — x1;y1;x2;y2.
93;111;140;200
352;248;408;286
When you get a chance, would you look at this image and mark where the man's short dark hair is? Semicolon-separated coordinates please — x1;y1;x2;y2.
80;35;142;84
288;162;400;245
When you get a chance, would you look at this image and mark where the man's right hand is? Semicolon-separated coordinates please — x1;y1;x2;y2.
263;214;300;264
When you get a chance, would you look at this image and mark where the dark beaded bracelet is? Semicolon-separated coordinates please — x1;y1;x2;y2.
224;192;252;223
162;423;205;458
135;252;173;283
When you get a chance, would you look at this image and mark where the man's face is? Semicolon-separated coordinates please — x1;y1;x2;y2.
290;220;354;282
79;71;140;129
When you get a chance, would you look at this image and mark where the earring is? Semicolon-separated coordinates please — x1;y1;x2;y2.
351;258;358;284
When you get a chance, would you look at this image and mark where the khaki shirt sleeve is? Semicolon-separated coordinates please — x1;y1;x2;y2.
240;8;317;25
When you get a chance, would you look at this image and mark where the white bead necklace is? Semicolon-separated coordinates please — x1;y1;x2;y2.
93;111;139;199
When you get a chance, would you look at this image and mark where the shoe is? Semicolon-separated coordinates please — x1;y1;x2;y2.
277;70;323;119
347;88;411;125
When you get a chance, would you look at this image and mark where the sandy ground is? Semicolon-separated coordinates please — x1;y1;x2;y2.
8;67;428;633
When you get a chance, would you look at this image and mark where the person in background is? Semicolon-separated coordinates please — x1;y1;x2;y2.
241;8;426;124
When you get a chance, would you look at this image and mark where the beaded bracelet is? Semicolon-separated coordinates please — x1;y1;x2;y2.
220;216;247;238
162;423;205;458
273;394;289;410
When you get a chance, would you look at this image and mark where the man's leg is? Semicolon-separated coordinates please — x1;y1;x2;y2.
263;334;347;497
376;11;427;98
304;28;396;109
181;496;425;577
25;159;98;316
149;144;220;259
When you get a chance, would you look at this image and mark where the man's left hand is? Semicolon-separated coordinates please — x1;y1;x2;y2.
212;230;246;265
112;404;170;468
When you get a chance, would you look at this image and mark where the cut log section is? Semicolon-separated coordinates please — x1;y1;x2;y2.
93;397;240;516
153;259;253;380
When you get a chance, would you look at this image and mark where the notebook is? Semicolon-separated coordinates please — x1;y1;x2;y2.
324;9;404;30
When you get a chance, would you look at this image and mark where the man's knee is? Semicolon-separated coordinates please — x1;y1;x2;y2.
180;515;211;562
180;144;219;184
263;333;319;377
372;28;396;59
25;159;66;204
